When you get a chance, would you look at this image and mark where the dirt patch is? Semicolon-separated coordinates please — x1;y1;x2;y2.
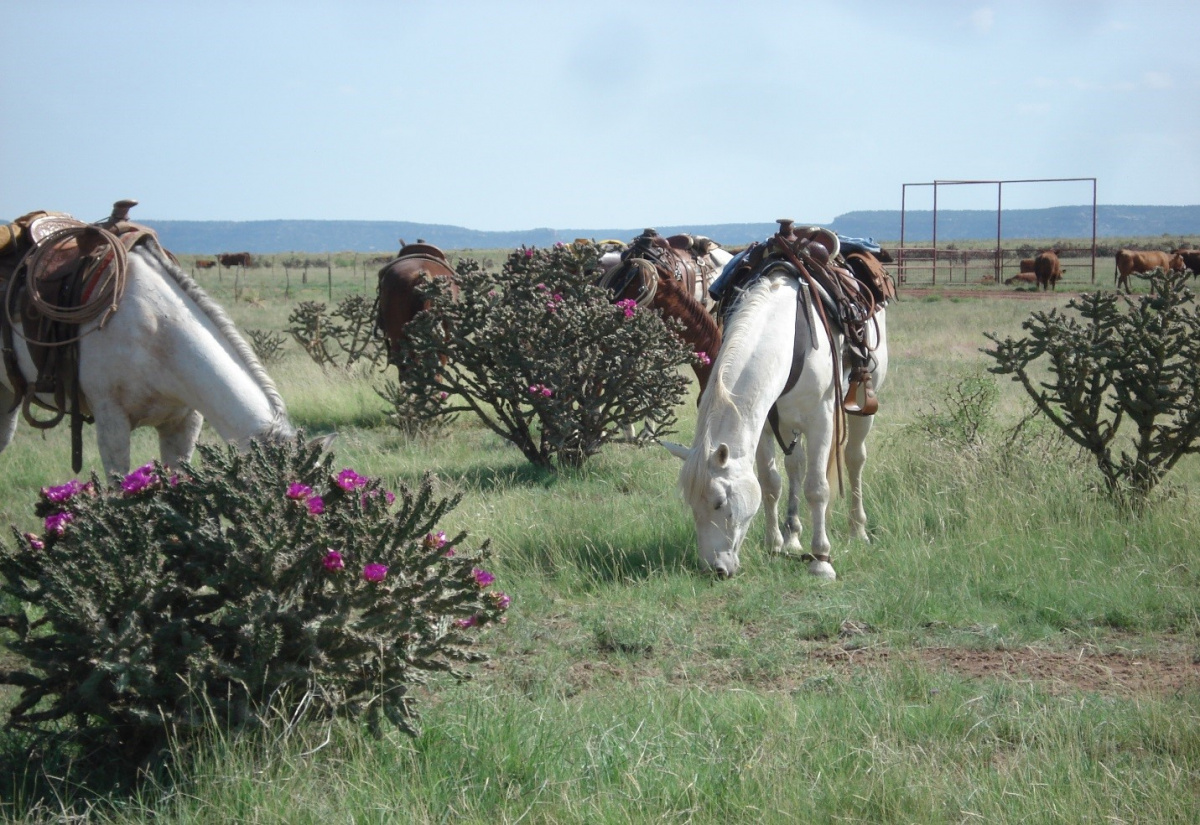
815;643;1200;697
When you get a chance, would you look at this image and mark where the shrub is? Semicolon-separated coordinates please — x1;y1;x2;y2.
246;328;287;363
396;246;695;470
911;368;999;450
286;297;385;371
376;378;457;438
0;435;507;768
983;267;1200;511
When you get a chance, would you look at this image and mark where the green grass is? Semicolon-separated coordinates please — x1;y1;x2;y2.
2;255;1199;822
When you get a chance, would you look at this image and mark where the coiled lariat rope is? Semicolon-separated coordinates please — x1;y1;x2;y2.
5;220;130;346
597;258;659;308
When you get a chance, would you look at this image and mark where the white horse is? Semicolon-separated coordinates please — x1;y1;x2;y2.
663;263;889;580
0;238;296;478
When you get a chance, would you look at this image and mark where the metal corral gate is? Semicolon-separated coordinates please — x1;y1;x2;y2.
898;178;1098;285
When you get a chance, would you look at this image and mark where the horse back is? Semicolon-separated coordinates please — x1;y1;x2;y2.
376;253;456;349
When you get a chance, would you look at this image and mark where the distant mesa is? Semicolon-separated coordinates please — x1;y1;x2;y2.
132;206;1200;254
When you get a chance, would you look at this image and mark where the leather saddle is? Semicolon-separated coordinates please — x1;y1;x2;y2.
395;239;448;263
621;228;720;301
713;220;887;419
1;199;154;470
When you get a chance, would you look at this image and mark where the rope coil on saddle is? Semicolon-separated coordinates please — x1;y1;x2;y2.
4;220;130;346
597;258;659;308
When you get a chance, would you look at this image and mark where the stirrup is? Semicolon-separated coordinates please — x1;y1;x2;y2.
843;374;878;416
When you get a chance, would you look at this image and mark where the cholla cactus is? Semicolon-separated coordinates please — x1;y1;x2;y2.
396;246;692;469
0;434;507;767
984;267;1200;510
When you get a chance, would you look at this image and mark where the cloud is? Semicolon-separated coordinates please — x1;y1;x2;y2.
970;7;995;32
1142;72;1172;90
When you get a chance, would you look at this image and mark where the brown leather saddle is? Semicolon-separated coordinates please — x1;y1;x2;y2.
717;220;888;439
394;239;449;265
617;229;721;303
1;199;155;470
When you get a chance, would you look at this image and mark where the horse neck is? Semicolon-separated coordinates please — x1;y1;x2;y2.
694;275;799;454
134;245;291;440
649;274;721;388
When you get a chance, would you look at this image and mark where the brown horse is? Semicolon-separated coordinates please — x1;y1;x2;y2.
375;241;456;376
597;241;722;393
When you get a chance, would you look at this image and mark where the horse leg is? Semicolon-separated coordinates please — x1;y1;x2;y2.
844;414;875;541
158;410;204;469
803;414;835;580
782;440;806;552
90;402;133;479
754;426;785;554
0;387;18;455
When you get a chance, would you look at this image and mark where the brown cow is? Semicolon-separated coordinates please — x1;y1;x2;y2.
1114;249;1184;292
1172;249;1200;273
1034;250;1062;291
218;251;253;268
1019;257;1036;274
195;259;216;269
1004;271;1037;286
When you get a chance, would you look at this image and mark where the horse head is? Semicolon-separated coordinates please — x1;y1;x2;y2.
662;438;760;578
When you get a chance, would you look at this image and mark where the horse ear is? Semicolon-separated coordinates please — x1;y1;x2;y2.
660;440;691;461
714;443;730;467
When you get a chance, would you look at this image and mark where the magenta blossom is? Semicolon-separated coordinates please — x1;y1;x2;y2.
323;550;345;571
362;563;388;582
424;530;447;550
41;479;85;504
473;567;495;588
616;298;638;318
307;496;325;515
335;468;369;491
121;464;157;494
528;383;553;398
44;511;73;535
694;351;712;366
23;532;44;551
455;616;478;628
491;591;512;610
287;482;313;500
438;391;449;401
524;248;535;258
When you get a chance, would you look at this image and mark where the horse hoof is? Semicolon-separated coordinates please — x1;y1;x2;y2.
807;560;836;580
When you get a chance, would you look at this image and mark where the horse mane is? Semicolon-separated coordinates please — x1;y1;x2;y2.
139;241;292;435
651;271;720;353
678;276;783;502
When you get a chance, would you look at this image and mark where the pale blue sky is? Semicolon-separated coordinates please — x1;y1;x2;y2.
3;1;1197;230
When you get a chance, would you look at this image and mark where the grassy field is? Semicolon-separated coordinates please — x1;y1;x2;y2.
1;250;1198;822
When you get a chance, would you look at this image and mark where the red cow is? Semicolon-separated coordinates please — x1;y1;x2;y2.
1114;249;1184;292
195;259;216;269
1034;250;1062;291
1172;249;1200;273
1019;257;1036;274
218;252;253;268
1004;271;1037;286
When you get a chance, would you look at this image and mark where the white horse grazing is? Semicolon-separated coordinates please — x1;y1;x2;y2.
663;261;888;580
0;238;296;477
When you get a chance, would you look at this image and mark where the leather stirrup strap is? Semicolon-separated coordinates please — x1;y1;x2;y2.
768;276;814;456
